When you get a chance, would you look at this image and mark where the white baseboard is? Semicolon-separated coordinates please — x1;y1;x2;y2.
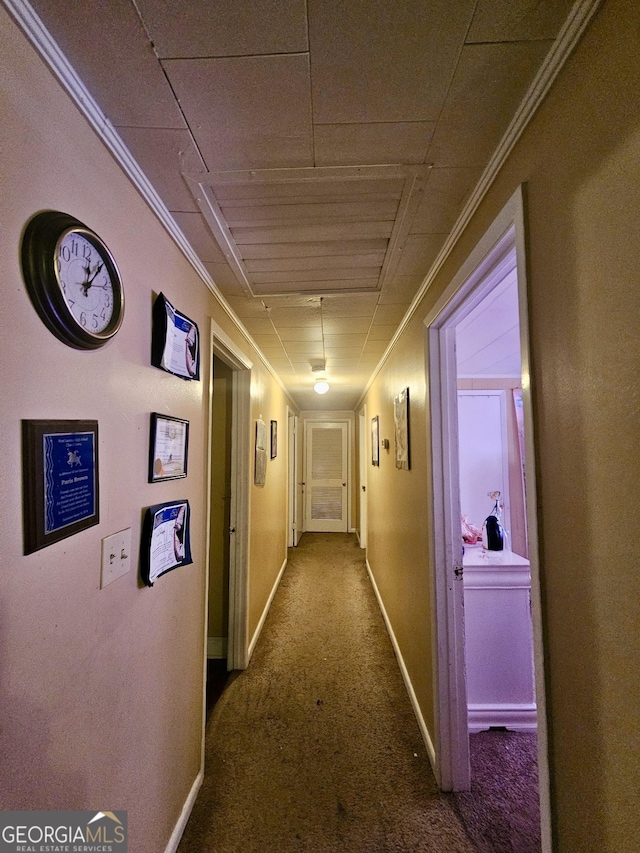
468;703;538;733
365;559;437;774
207;636;228;659
248;555;287;660
164;769;203;853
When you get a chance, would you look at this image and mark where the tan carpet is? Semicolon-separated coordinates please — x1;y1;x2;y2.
178;533;477;852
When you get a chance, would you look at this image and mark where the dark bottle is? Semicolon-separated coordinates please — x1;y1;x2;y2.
483;514;504;551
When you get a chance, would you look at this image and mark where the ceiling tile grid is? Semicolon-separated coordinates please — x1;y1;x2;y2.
26;0;576;408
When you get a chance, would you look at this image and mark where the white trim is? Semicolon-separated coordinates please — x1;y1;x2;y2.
354;0;603;411
248;556;288;660
366;559;437;773
163;770;203;853
467;705;538;734
207;637;228;659
425;187;552;851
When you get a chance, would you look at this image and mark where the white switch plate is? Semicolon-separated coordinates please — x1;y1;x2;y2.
101;528;132;588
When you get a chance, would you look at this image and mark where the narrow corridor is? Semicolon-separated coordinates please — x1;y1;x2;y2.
177;534;535;852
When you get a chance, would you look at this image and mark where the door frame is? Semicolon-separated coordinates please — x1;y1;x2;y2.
358;406;368;549
424;187;552;850
287;408;300;547
206;320;252;676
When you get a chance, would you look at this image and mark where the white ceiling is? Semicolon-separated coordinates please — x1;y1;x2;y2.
27;0;574;409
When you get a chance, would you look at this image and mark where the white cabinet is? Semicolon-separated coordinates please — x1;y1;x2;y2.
463;547;537;732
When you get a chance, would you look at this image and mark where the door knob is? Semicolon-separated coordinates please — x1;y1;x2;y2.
362;485;366;491
229;527;236;534
342;482;346;486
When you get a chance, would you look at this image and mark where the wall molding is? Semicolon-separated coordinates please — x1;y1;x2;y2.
248;556;288;660
365;559;437;773
164;769;203;853
468;704;538;734
355;0;604;411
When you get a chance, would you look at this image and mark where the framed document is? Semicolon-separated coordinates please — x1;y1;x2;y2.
270;420;278;459
140;499;193;586
371;415;380;466
149;413;189;482
151;292;200;380
394;387;411;470
22;419;99;554
254;419;267;486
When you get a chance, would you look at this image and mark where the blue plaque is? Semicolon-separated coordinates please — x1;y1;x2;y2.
44;431;97;534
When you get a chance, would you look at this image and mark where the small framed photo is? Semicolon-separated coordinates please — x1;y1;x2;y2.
270;420;278;459
140;499;193;586
149;413;189;482
22;419;99;554
371;415;380;466
394;387;410;470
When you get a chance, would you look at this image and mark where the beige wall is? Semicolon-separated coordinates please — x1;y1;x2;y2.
0;9;291;851
363;1;640;850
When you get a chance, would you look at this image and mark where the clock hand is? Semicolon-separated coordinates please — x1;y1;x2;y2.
81;261;104;294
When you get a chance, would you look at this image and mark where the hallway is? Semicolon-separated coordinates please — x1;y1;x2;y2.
178;533;535;852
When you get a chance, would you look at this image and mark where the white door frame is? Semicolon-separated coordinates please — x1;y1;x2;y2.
287;408;299;547
358;406;368;549
206;320;252;675
424;187;552;851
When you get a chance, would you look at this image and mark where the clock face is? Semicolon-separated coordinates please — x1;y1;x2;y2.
56;230;115;335
21;211;124;349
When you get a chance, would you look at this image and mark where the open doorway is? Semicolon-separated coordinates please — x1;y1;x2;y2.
425;189;551;851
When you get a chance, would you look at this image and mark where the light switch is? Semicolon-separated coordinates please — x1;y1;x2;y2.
101;528;132;588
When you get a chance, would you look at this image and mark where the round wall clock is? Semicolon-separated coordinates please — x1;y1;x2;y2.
22;211;124;349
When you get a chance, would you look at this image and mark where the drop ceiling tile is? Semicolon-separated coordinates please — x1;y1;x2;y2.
321;294;379;317
395;235;446;278
362;339;389;354
278;327;324;342
30;0;186;128
323;318;373;335
163;55;313;171
410;167;479;234
223;199;399;226
232;221;393;245
466;0;573;43
255;279;379;295
250;268;382;285
282;341;325;356
240;319;276;336
378;276;421;305
367;325;397;341
257;345;287;359
308;0;476;123
224;297;270;319
203;263;246;296
172;212;228;263
266;307;322;326
244;252;387;273
117;127;202;212
324;334;368;349
323;348;364;360
372;305;408;326
314;122;435;166
134;0;308;58
240;239;389;259
427;41;552;168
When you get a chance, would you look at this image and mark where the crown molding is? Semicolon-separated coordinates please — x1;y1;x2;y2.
355;0;603;410
2;0;296;407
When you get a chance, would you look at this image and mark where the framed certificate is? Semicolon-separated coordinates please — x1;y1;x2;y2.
140;499;193;586
151;292;200;380
270;419;278;459
149;413;189;482
22;419;99;554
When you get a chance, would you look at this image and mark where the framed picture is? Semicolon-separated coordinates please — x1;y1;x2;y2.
140;499;193;586
270;420;278;459
394;387;410;470
22;419;99;554
371;415;380;466
149;413;189;482
255;419;267;485
151;292;200;380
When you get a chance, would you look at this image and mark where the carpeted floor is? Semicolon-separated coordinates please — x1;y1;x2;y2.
178;533;540;853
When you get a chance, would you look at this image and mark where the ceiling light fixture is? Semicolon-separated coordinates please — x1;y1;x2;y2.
313;298;330;394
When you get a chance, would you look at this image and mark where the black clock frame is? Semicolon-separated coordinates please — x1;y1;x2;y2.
21;210;124;350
